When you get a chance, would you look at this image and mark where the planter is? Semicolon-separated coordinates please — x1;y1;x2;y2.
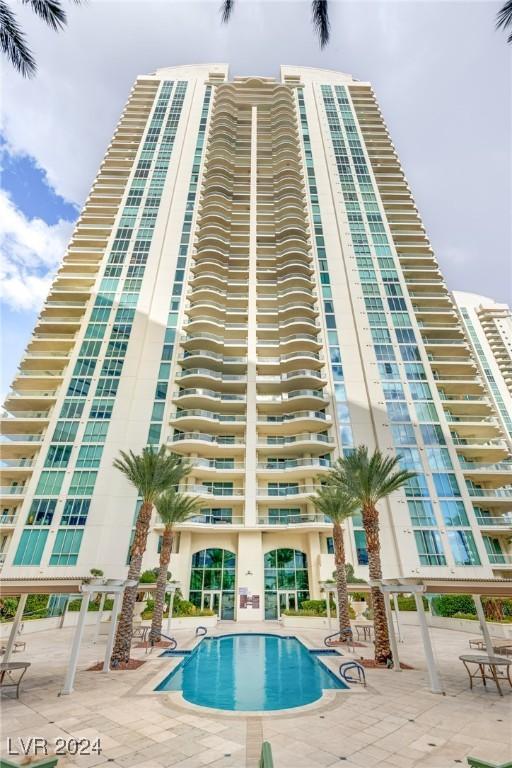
133;601;147;626
351;601;367;620
428;614;512;638
87;578;106;586
280;615;334;629
168;615;217;630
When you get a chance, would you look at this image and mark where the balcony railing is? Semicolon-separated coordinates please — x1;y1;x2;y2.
0;486;25;495
487;553;512;565
257;513;329;525
0;434;43;442
0;459;34;468
180;484;245;497
0;514;18;525
475;515;512;527
467;487;512;499
259;411;329;423
257;484;320;497
171;410;246;422
260;433;332;445
173;389;246;402
186;513;245;525
257;458;331;470
169;433;245;446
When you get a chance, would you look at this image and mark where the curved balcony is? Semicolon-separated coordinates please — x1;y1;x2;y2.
257;431;335;455
169;431;245;456
475;512;512;530
176;368;247;391
256;484;321;500
172;388;246;410
0;433;44;444
182;316;248;339
256;410;331;434
178;350;247;372
181;333;247;353
256;510;329;527
188;457;245;475
180;483;245;500
256;457;331;479
169;409;246;432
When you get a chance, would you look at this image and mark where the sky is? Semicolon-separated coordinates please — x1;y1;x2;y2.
1;0;511;400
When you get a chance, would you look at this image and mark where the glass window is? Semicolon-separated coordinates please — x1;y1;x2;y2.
426;447;453;470
61;499;90;526
13;529;49;566
404;474;429;497
354;530;368;565
52;421;79;443
420;424;446;445
440;500;469;527
76;445;103;468
414;530;446;566
49;529;84;566
26;499;56;526
35;471;65;496
83;422;109;442
433;473;461;497
44;445;72;468
448;530;480;566
408;500;436;527
68;471;97;496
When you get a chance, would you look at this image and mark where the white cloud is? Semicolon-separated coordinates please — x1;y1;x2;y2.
0;190;75;311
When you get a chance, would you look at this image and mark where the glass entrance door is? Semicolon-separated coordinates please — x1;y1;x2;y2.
202;590;222;616
278;590;297;618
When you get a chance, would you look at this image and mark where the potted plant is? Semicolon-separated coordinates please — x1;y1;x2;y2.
350;591;367;620
88;568;105;585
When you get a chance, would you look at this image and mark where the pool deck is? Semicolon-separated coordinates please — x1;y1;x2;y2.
1;621;511;768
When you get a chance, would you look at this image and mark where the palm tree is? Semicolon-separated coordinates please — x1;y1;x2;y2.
221;0;330;48
497;0;512;42
149;489;201;644
111;446;190;666
331;446;415;665
0;0;80;78
310;483;359;641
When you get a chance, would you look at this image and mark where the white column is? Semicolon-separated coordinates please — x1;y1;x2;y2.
3;593;27;663
392;593;402;643
61;591;91;695
94;592;106;643
103;591;122;672
59;595;71;629
166;590;176;634
244;104;258;526
414;592;444;694
473;594;494;657
383;591;401;672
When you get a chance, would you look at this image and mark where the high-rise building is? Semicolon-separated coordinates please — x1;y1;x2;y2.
1;65;511;620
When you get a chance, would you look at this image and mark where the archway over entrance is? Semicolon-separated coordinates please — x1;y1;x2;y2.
264;548;309;619
189;548;236;620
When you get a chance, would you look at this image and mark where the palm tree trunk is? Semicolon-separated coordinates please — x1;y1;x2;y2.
332;521;352;641
362;503;392;665
149;526;173;643
111;500;153;666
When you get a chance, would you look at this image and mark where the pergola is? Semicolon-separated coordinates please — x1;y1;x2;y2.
374;577;512;694
0;576;140;694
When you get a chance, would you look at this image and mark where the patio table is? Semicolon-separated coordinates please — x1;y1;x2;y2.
354;622;373;642
459;653;512;697
0;661;30;699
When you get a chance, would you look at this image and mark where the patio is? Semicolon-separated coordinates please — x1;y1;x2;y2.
0;620;511;768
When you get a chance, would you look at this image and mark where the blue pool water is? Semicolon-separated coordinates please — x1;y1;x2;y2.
155;633;347;710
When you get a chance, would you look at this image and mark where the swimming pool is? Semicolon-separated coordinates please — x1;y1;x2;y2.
155;633;347;710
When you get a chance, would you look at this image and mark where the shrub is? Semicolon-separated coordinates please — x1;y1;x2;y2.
452;612;479;621
432;594;476;617
139;569;158;583
350;592;367;602
301;599;329;614
390;596;429;612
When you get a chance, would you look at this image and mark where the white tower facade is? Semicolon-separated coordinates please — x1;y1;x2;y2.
1;65;511;620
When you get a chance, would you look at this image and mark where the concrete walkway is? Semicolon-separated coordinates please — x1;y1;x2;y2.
0;620;511;768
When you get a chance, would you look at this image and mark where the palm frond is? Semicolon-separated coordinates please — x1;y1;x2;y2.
309;482;359;524
0;0;36;77
113;445;191;503
332;445;415;507
220;0;234;23
497;0;512;42
311;0;330;48
155;488;201;527
21;0;66;31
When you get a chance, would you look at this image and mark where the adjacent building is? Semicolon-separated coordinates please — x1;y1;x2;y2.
1;65;511;620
